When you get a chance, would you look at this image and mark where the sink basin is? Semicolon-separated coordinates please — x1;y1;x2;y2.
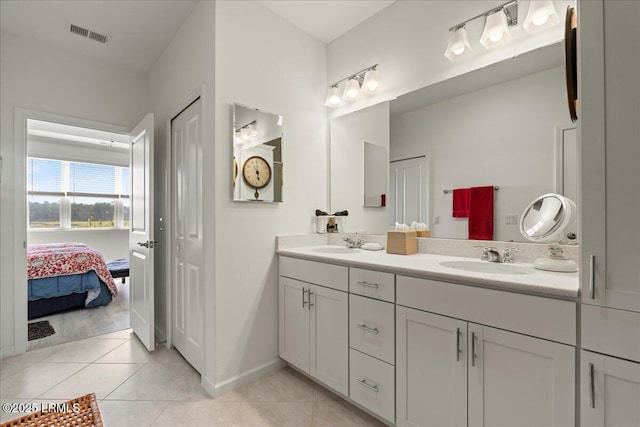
439;260;533;275
312;247;361;254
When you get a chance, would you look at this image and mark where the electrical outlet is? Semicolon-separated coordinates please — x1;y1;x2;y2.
505;214;518;225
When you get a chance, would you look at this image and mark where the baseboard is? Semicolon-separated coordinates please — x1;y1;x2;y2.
201;374;216;398
0;345;17;359
214;359;285;397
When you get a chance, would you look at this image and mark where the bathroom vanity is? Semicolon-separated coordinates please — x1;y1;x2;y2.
277;245;578;426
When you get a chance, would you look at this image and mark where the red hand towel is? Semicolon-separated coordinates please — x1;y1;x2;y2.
452;188;470;218
468;186;494;240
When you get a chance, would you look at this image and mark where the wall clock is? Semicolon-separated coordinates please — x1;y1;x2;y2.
242;155;272;199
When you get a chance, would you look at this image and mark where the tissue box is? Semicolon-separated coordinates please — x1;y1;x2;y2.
415;229;431;238
386;230;418;255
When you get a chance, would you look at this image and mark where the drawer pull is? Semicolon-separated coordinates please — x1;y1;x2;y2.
471;332;477;367
589;255;596;300
356;323;379;334
456;327;462;362
357;281;379;289
356;378;379;392
589;362;595;409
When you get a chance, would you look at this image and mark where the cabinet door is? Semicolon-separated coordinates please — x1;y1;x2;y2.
581;350;640;427
396;307;467;427
279;277;309;372
468;325;575;427
580;0;640;312
309;284;348;396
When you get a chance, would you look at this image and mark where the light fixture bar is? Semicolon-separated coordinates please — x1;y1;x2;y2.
448;0;518;31
329;64;378;88
236;120;256;131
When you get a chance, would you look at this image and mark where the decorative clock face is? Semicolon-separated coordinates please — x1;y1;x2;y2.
242;156;272;189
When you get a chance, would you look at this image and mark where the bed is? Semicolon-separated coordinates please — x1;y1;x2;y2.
27;243;118;319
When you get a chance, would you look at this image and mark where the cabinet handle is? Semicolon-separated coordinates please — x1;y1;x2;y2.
357;281;379;289
302;288;307;308
308;291;314;310
356;323;379;334
589;362;595;409
589;255;596;299
356;378;379;392
456;327;462;362
471;332;477;367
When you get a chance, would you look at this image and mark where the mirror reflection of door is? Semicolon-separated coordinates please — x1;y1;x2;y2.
389;156;428;228
556;124;578;241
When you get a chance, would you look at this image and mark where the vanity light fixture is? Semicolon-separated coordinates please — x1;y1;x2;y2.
444;0;519;60
324;64;381;108
235;120;257;143
523;0;559;33
444;25;472;61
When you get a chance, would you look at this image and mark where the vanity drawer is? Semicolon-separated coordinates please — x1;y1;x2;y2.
280;256;348;292
349;267;395;302
350;294;395;364
350;348;395;424
397;275;576;346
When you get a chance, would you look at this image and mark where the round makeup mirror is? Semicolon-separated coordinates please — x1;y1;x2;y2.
520;193;577;272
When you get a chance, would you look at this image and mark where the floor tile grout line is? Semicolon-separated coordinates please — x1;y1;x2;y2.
101;359;151;401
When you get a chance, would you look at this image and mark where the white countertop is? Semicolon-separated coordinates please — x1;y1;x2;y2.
277;245;580;300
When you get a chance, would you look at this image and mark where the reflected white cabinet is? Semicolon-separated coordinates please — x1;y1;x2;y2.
581;350;640;427
278;274;348;396
397;307;575;427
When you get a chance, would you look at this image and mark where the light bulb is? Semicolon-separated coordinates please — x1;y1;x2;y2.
329;95;341;105
324;86;342;108
533;15;549;26
444;26;472;61
453;47;465;56
366;80;378;91
361;69;382;94
489;32;504;42
342;78;361;100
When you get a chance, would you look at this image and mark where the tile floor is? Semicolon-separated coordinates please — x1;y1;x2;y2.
1;330;384;426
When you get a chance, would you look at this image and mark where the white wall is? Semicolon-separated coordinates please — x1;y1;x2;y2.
391;66;570;242
147;0;216;391
27;230;128;261
215;1;327;388
327;0;574;118
330;102;389;233
0;32;148;356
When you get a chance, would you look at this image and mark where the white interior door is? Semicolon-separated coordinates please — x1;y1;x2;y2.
389;156;428;227
129;113;155;351
171;98;204;372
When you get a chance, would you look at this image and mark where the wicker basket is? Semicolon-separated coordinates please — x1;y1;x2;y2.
1;393;103;427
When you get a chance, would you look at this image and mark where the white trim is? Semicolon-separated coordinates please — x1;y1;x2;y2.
214;359;286;397
13;107;131;357
0;346;17;359
554;123;577;195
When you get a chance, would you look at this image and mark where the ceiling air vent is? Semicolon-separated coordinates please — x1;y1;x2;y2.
68;23;111;45
69;24;89;38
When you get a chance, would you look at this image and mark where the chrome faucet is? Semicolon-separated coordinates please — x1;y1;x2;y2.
475;246;521;263
344;237;365;249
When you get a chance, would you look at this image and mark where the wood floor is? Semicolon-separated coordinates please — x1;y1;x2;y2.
27;279;130;351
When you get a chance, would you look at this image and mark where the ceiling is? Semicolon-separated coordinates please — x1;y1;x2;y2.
0;0;197;72
0;1;394;73
257;0;395;43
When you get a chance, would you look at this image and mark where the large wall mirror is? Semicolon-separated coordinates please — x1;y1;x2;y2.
233;103;283;202
330;42;578;242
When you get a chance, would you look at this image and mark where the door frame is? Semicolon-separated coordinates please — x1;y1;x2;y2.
164;86;206;358
12;107;131;355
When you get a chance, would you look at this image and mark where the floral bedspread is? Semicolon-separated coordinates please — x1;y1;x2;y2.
27;243;118;296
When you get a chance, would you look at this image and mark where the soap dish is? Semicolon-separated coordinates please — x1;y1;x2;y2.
362;243;384;251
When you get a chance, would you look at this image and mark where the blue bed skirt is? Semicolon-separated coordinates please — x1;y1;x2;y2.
28;271;113;319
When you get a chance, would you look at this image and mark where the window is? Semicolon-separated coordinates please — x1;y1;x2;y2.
27;157;129;229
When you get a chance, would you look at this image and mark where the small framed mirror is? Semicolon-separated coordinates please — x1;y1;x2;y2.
232;103;283;202
363;141;387;207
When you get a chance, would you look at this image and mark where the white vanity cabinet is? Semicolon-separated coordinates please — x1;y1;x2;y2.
580;350;640;427
278;257;349;396
396;276;576;427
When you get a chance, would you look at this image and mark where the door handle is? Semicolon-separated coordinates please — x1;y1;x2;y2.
589;362;595;409
151;241;160;248
302;288;307;309
456;327;462;362
137;241;150;248
589;255;596;299
308;291;314;310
